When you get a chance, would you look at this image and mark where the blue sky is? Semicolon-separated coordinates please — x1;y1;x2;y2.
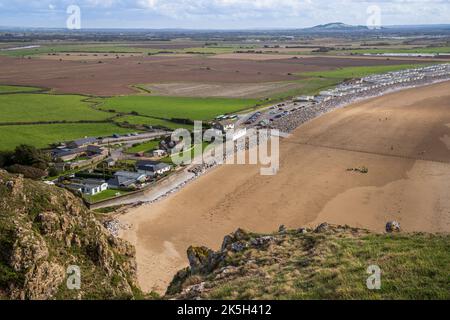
0;0;448;29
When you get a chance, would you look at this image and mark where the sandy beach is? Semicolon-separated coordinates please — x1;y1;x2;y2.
119;81;450;294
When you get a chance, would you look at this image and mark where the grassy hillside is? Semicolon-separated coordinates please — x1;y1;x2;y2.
0;169;144;299
100;96;258;121
167;224;450;300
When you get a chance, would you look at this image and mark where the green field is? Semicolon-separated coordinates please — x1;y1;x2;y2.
0;85;43;94
114;115;194;130
341;46;450;55
0;123;137;150
0;44;148;57
0;93;112;123
0;43;237;57
300;64;430;79
100;96;258;120
125;140;160;154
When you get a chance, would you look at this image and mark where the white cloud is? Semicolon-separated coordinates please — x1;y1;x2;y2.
0;0;448;28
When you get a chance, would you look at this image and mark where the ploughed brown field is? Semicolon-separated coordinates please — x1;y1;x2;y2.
118;81;450;294
0;55;433;96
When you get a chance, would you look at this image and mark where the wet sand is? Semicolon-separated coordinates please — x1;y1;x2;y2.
119;81;450;294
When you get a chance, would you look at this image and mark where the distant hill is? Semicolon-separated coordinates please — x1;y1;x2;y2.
167;224;450;300
304;22;371;32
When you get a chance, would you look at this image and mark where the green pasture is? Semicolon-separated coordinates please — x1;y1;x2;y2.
0;93;111;123
0;123;137;151
100;96;258;121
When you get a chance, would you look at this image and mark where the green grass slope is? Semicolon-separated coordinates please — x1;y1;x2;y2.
167;224;450;300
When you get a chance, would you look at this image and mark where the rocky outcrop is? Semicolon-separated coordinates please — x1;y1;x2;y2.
0;170;141;300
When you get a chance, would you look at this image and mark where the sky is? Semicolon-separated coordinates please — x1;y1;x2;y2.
0;0;448;29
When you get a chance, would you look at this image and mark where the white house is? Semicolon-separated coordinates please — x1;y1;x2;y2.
81;179;108;196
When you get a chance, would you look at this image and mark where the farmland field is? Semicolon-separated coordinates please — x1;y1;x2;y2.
0;123;137;150
340;46;450;55
114;115;194;130
0;54;435;96
140;81;306;98
0;43;237;58
100;96;259;120
300;63;435;79
0;93;111;123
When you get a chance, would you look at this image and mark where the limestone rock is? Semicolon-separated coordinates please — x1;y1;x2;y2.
250;236;275;248
315;223;330;233
187;246;222;274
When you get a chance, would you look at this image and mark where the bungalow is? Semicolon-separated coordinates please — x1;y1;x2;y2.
137;160;172;176
52;147;85;162
67;137;98;149
81;179;108;196
108;171;147;189
66;179;108;196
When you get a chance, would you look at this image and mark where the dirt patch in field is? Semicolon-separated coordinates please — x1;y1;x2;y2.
142;81;305;98
0;55;432;96
119;81;450;294
212;53;309;60
37;52;143;61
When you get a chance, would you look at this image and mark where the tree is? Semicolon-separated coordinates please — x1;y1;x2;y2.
11;145;49;169
0;151;13;168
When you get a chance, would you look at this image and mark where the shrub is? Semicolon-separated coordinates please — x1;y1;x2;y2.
6;164;47;180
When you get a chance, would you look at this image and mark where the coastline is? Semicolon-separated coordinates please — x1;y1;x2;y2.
118;80;450;294
109;74;450;213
